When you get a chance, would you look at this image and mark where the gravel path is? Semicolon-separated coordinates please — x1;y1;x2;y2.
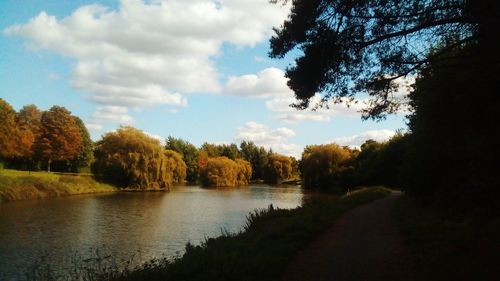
283;191;415;281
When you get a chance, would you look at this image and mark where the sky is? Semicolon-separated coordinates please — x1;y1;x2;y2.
0;0;408;158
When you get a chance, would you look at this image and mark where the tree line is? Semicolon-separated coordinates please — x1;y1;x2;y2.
0;101;92;173
0;101;299;188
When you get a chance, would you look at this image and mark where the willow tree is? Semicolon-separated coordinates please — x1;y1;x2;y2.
301;144;353;190
34;106;82;172
199;157;252;187
93;127;186;189
264;153;293;184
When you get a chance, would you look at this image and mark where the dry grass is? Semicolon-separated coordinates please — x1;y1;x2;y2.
0;169;116;202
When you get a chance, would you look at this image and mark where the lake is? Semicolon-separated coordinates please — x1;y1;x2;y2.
0;184;308;280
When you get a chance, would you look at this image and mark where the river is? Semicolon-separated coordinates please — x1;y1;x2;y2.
0;184;308;280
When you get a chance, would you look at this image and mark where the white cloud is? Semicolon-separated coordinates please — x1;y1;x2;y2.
234;121;301;158
330;129;397;148
87;106;134;131
224;67;366;122
224;67;290;98
5;0;290;127
144;131;166;146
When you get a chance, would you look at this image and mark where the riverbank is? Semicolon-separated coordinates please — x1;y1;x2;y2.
0;169;117;202
35;186;388;281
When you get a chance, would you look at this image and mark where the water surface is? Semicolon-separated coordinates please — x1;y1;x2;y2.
0;184;306;279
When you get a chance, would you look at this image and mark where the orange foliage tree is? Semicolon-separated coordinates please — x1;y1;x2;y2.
0;98;20;159
16;104;42;160
34;106;82;172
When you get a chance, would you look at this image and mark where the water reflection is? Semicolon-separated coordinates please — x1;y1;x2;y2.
0;184;307;280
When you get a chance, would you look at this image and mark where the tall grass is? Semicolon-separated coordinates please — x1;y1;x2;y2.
0;169;116;202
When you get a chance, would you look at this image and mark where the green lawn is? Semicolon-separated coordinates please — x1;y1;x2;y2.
0;168;116;202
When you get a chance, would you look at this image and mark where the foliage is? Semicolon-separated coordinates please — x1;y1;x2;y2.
351;134;409;188
404;44;500;216
199;157;252;187
301;144;353;190
165;136;199;182
264;153;293;184
33;106;82;172
16;104;42;160
0;98;20;158
164;150;187;184
92;127;186;189
239;141;269;180
270;0;500;119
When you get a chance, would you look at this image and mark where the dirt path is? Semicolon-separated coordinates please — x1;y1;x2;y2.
283;191;415;281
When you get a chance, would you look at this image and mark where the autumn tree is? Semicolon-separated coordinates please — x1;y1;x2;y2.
0;99;20;160
33;106;82;172
264;153;293;184
270;0;500;119
93;127;186;189
165;136;199;182
199;157;251;187
16;104;41;161
69;117;93;172
301;144;353;190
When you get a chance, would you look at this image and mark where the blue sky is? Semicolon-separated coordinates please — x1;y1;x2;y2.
0;0;407;157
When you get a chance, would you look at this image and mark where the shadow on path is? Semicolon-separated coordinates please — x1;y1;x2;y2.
283;191;415;281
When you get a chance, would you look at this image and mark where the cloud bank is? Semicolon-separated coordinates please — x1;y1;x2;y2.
5;0;290;129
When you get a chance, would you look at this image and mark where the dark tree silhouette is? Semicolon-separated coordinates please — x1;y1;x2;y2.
270;0;499;119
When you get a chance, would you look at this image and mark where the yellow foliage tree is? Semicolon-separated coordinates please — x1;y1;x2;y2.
200;157;252;187
301;144;353;190
93;127;186;189
264;153;293;184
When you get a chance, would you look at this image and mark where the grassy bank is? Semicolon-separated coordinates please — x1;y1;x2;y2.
0;169;117;202
393;196;500;281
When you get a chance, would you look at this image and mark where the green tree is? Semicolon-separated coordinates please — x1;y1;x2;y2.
406;44;500;215
264;153;293;184
34;106;82;172
165;136;199;182
240;141;270;180
270;0;499;119
69;117;94;172
301;144;352;190
93;127;186;189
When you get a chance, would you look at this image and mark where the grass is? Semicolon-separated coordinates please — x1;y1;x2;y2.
393;195;500;281
0;169;117;202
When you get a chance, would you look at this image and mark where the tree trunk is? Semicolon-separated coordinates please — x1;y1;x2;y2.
47;159;51;172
